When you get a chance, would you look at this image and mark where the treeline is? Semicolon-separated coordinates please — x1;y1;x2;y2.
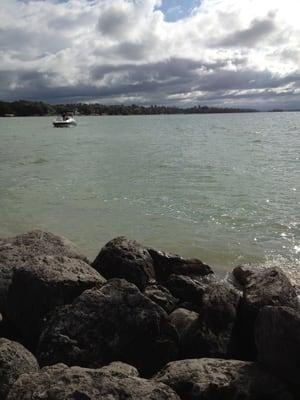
0;100;257;116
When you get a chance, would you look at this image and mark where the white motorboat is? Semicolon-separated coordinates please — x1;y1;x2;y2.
53;113;77;127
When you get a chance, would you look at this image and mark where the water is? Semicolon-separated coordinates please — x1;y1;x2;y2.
0;113;299;272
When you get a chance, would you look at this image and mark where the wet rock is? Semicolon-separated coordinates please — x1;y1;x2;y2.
148;248;213;284
92;237;155;290
37;279;178;376
168;308;198;340
0;338;39;400
0;230;87;314
181;282;241;358
144;284;178;313
232;264;265;288
8;363;180;400
236;267;299;359
6;255;105;349
255;306;300;387
155;358;294;400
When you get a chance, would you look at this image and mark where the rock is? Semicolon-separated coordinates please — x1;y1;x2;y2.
155;358;294;400
99;361;140;378
144;284;178;313
148;248;213;284
5;255;105;349
168;308;198;340
8;363;180;400
164;274;214;312
232;264;265;287
255;306;300;387
0;230;87;314
181;281;241;358
0;338;39;400
92;237;156;290
37;279;178;376
236;267;299;359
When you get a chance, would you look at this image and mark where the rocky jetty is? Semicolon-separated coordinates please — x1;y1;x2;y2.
0;230;299;399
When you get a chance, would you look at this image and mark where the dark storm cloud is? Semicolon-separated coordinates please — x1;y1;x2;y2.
216;14;277;47
2;56;299;108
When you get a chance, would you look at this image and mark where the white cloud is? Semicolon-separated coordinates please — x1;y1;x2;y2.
0;0;300;108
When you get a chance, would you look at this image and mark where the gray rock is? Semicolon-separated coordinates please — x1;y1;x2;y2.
7;363;180;400
92;237;156;290
0;230;87;315
237;267;299;359
99;361;139;377
181;282;241;358
37;279;178;376
148;248;213;284
0;338;39;400
155;358;294;400
255;306;300;387
6;255;105;349
144;284;178;313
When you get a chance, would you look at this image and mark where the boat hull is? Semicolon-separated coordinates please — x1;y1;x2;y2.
53;120;77;128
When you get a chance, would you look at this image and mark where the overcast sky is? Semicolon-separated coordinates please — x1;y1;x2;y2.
1;0;300;109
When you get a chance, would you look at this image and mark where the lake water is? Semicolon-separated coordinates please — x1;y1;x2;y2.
0;113;299;273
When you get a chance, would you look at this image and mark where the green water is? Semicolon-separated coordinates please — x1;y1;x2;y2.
0;113;299;272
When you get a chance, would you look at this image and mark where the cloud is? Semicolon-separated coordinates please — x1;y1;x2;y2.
0;0;300;108
216;13;277;47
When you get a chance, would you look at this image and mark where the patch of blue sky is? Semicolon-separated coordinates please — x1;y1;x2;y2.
158;0;201;22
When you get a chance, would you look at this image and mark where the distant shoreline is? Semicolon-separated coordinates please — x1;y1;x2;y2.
0;99;258;117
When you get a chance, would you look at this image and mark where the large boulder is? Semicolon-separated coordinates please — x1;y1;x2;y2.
144;284;178;313
0;338;39;400
236;267;299;359
37;279;178;376
5;255;105;349
155;358;294;400
255;306;300;387
0;230;87;314
92;237;156;290
7;363;180;400
148;248;213;284
181;281;241;358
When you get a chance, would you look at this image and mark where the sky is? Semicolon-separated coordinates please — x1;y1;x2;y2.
1;0;300;109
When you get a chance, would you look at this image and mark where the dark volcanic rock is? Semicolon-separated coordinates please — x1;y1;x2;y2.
37;279;178;376
0;338;39;400
6;255;105;349
168;308;199;340
0;230;87;314
237;267;299;359
155;358;294;400
164;274;215;312
181;282;241;358
232;264;265;287
92;237;156;290
148;248;213;284
255;306;300;387
144;284;178;313
8;363;180;400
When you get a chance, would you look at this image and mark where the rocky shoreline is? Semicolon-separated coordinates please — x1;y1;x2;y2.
0;230;299;399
